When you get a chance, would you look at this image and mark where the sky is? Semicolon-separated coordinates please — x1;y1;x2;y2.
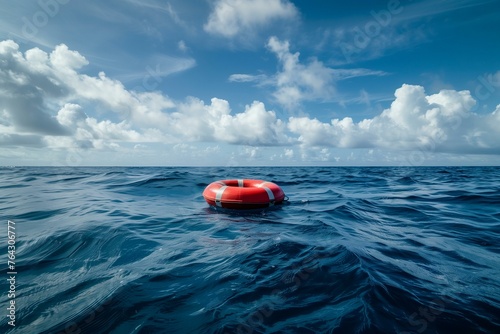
0;0;499;166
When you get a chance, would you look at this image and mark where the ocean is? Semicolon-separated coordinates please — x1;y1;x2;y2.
0;166;499;333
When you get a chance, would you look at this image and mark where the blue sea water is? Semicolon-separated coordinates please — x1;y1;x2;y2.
0;166;499;334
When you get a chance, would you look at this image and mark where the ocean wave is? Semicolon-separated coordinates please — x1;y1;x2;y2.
1;166;499;333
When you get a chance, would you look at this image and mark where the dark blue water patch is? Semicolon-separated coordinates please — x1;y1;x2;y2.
0;183;30;189
14;208;68;221
46;175;91;184
1;166;499;333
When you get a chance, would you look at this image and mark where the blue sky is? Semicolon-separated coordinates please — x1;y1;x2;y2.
1;0;499;166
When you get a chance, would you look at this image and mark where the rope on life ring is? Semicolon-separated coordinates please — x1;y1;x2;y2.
203;179;286;210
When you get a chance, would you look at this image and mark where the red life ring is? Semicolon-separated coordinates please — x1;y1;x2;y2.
203;179;285;210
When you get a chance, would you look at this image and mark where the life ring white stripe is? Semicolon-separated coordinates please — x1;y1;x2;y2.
238;179;244;187
215;186;228;207
257;182;275;206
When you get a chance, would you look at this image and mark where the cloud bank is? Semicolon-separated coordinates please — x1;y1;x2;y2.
289;84;500;154
1;40;499;157
0;40;286;149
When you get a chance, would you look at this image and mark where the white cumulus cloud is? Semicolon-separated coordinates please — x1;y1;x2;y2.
0;40;178;149
172;98;289;146
0;40;290;150
204;0;298;38
267;36;336;108
288;84;500;154
230;37;388;109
